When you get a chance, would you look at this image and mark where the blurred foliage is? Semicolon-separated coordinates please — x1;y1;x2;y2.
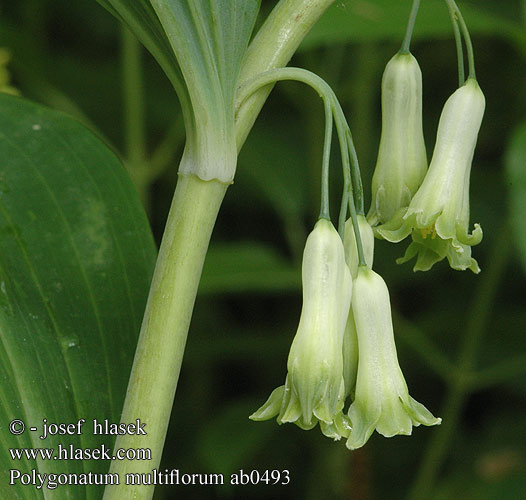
1;0;526;499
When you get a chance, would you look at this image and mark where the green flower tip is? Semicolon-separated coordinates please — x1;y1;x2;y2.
375;79;485;273
345;267;441;450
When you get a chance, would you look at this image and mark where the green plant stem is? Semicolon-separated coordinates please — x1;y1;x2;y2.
407;224;510;500
103;174;228;500
472;355;526;389
236;67;365;260
394;311;455;383
104;4;337;499
338;184;350;238
400;0;421;54
346;130;364;215
122;26;149;204
444;0;476;80
445;0;465;85
235;0;336;149
320;98;333;220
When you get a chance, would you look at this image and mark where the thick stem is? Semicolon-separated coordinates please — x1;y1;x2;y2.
103;174;228;500
235;0;335;149
103;4;338;499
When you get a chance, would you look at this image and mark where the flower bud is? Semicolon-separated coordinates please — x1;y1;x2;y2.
346;267;441;450
368;53;428;225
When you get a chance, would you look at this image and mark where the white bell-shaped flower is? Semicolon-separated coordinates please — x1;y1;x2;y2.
346;267;441;450
368;52;428;225
250;219;353;439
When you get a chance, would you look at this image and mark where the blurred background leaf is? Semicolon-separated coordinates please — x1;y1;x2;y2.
506;122;526;273
0;0;525;499
302;0;526;51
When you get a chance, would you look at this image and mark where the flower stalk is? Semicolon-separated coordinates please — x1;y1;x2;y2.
235;0;337;148
236;66;366;261
400;0;421;54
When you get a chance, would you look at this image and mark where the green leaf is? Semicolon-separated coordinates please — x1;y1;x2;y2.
96;0;188;104
506;121;526;274
302;0;525;50
97;0;261;181
0;94;156;499
151;0;260;109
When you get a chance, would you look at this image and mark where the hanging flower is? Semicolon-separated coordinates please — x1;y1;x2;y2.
368;52;428;226
346;267;441;450
250;219;352;440
375;78;485;273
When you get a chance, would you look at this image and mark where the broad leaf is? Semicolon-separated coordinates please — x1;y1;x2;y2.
506;121;526;274
0;94;156;499
97;0;261;181
96;0;188;106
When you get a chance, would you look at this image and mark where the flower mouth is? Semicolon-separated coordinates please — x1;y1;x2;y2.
420;225;437;239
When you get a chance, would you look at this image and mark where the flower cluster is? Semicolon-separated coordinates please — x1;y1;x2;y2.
251;39;485;448
367;51;485;273
374;78;485;273
250;216;441;448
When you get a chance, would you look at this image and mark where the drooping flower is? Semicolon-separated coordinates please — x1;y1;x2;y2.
368;52;428;226
375;78;485;273
346;267;441;450
250;219;353;439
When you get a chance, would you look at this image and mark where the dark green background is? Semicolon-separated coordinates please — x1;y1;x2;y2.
1;1;525;499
